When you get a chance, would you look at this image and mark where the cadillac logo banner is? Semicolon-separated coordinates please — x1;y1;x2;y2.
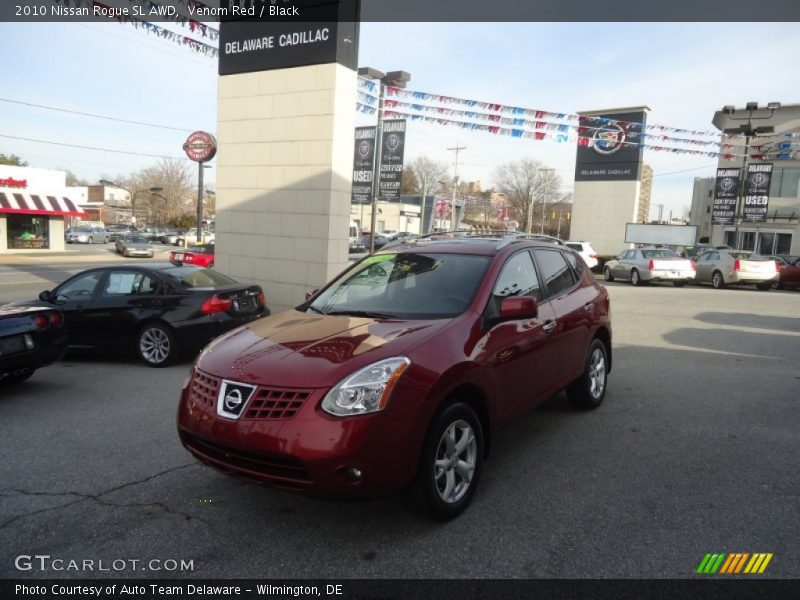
712;168;740;225
575;110;647;181
352;126;376;204
743;163;773;222
378;120;406;200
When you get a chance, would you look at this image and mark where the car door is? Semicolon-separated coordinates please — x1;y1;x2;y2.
51;270;105;346
612;250;630;279
694;252;711;282
481;250;559;421
532;248;591;384
85;270;164;348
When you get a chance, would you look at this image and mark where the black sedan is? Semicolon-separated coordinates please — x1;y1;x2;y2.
0;304;67;385
21;264;270;367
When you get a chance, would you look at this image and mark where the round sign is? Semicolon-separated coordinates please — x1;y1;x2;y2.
183;131;217;162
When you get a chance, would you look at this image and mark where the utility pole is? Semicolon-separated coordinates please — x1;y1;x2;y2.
525;180;535;233
540;168;554;234
447;142;466;231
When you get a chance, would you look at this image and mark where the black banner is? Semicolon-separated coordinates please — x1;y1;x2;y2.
574;110;647;181
351;126;376;204
712;168;741;225
378;119;406;200
743;163;773;222
218;1;359;76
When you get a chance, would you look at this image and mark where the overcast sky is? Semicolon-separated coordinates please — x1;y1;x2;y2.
2;21;799;220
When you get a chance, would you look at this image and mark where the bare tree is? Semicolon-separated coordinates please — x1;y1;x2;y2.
110;159;194;225
408;156;448;234
492;159;562;232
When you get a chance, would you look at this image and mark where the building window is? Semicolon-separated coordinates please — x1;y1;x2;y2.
757;232;775;255
724;231;736;247
776;233;792;254
6;214;49;249
739;231;756;251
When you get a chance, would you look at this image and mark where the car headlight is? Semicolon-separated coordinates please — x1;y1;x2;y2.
321;357;411;417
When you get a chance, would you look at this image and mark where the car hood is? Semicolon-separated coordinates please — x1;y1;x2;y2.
196;309;449;388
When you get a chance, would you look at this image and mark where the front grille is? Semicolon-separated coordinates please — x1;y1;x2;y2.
244;388;311;420
190;370;219;408
181;431;311;488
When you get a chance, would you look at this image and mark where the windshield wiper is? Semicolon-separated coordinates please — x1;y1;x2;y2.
324;310;395;319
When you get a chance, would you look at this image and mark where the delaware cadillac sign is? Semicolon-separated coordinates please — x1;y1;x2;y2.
574;110;647;181
218;0;359;76
183;131;217;162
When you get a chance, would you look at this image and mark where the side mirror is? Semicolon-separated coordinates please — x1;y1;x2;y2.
305;289;319;301
39;290;52;302
499;296;538;320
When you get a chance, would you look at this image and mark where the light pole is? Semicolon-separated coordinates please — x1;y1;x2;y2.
720;101;780;249
358;67;411;251
540;168;554;234
99;180;163;227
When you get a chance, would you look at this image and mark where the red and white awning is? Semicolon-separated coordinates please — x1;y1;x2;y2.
0;191;88;218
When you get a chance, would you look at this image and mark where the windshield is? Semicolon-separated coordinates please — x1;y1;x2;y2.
307;252;492;320
641;249;679;258
127;236;149;244
162;266;238;289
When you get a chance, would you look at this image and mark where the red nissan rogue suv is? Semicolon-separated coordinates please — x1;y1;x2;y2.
177;234;612;519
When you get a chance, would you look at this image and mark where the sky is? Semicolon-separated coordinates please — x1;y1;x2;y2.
2;20;799;220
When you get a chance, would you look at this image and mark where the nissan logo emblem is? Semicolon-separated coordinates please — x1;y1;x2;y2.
224;388;244;412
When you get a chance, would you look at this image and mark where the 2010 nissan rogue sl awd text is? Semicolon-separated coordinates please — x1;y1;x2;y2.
177;235;612;519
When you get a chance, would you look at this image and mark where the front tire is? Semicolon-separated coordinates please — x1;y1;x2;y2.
567;338;608;410
630;269;642;286
712;271;726;289
407;402;484;521
1;368;35;385
604;267;614;282
137;323;177;367
88;236;94;244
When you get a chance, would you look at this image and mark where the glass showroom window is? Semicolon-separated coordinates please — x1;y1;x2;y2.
7;214;49;249
775;233;793;254
757;231;775;255
739;231;756;252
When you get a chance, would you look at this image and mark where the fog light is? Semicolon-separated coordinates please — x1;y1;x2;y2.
339;467;363;484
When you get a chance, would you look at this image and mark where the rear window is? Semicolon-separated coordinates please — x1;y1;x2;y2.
566;243;583;252
641;249;678;258
162;266;237;289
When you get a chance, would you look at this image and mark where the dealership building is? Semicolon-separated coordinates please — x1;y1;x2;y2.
0;165;88;253
690;103;800;256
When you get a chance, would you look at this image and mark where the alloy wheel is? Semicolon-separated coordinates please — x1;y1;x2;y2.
434;419;477;504
140;327;171;364
588;347;606;399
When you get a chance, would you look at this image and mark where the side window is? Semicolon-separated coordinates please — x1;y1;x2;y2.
565;251;584;279
534;249;578;297
57;272;102;300
709;252;720;261
619;250;631;260
492;251;543;301
102;272;158;297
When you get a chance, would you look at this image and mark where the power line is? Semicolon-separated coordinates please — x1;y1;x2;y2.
0;133;191;161
0;97;197;133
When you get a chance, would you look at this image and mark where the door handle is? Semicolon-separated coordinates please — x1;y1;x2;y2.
543;321;557;333
584;303;594;312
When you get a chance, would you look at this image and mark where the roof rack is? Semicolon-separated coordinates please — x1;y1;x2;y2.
381;230;566;250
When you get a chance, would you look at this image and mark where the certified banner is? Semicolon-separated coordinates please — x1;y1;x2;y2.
379;120;406;200
712;168;740;225
352;126;376;204
743;163;773;222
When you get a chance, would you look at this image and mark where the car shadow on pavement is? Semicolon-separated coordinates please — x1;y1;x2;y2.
663;327;800;360
5;263;78;288
694;312;800;333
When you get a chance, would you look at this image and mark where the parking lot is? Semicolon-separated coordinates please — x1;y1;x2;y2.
1;271;798;578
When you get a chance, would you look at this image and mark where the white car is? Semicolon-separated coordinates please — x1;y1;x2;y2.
566;241;599;269
176;229;215;246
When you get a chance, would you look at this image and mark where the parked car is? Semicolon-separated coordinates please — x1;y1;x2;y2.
176;229;215;246
693;251;779;290
764;255;800;290
158;228;181;245
354;233;391;250
139;226;171;242
115;235;155;258
66;227;108;244
170;244;215;268
682;244;733;259
105;224;138;242
603;247;696;286
0;304;67;385
349;238;369;254
177;236;611;519
16;264;269;367
565;241;599;269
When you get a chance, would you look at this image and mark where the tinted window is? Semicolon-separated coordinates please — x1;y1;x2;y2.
102;272;157;296
58;271;102;300
566;243;583;252
534;250;577;297
161;267;238;289
565;251;584;279
493;251;542;301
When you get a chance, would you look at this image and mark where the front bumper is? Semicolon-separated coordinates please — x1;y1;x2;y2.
177;370;420;499
124;249;154;257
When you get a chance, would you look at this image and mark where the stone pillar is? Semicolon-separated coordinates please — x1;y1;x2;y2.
214;63;355;313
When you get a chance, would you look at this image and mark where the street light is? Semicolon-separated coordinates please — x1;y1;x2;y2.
357;66;411;251
99;180;163;227
720;102;781;249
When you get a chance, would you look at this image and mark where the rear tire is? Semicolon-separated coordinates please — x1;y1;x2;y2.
712;271;726;289
603;267;614;282
137;323;177;367
405;402;484;521
1;368;35;385
630;269;642;286
567;338;608;410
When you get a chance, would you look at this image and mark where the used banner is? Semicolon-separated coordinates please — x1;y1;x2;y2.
379;119;406;200
712;168;740;225
743;163;773;222
352;126;376;204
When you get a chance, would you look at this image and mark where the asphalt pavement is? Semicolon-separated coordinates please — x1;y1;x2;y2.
0;269;798;579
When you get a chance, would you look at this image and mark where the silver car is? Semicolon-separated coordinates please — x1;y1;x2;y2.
693;250;778;290
66;227;108;244
604;247;696;287
115;235;155;258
